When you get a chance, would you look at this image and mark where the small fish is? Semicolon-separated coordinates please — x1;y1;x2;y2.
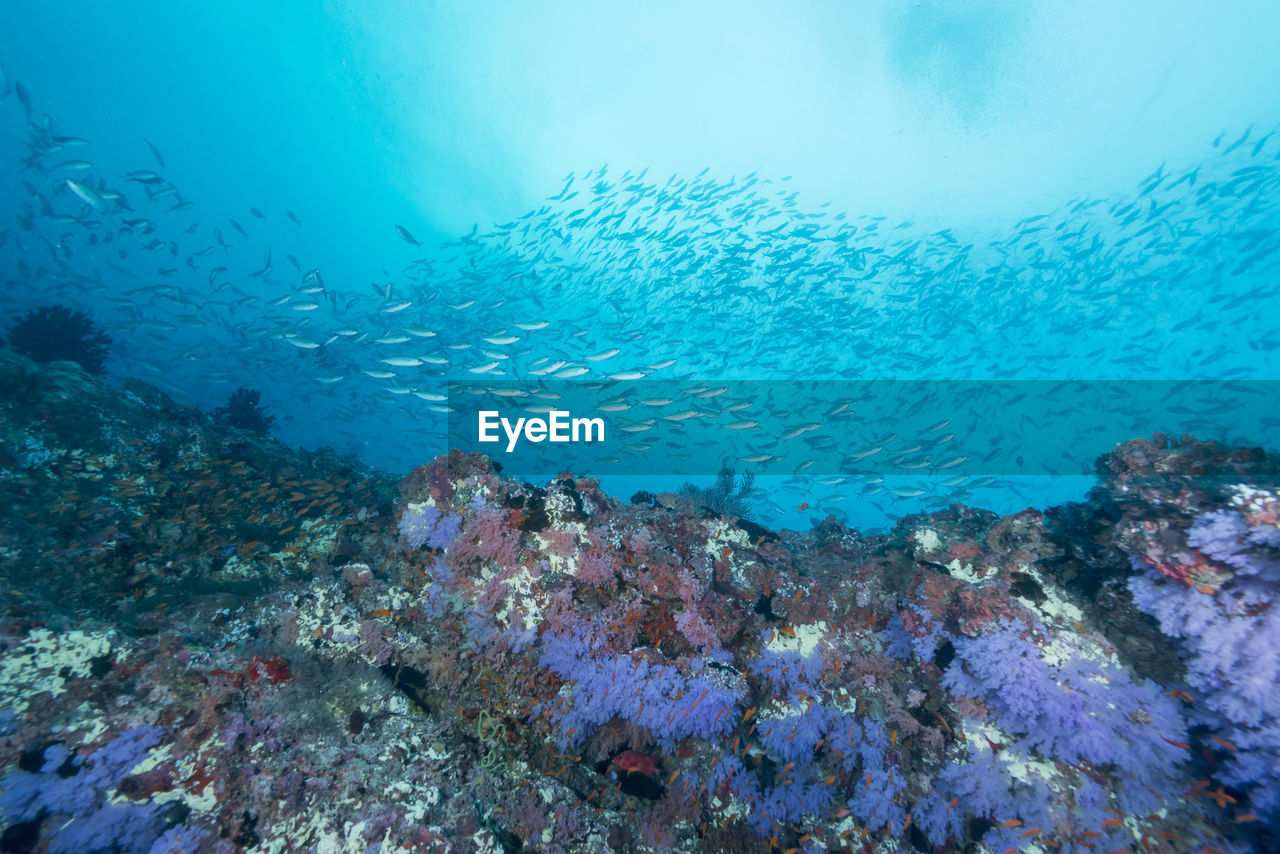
395;224;420;246
65;179;107;213
1211;735;1238;752
124;170;164;184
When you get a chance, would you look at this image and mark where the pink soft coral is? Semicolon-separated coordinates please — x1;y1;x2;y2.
450;507;522;570
674;605;718;650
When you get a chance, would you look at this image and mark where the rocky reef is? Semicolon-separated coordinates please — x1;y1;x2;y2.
1;347;1278;853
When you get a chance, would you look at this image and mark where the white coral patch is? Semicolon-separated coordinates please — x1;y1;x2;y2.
946;558;989;584
913;527;942;552
0;628;114;715
764;621;828;658
704;519;754;586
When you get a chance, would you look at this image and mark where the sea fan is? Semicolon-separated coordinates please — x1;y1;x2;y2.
6;304;111;374
212;387;276;434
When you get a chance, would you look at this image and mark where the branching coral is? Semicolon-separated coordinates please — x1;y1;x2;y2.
677;464;757;520
5;304;112;374
211;386;276;435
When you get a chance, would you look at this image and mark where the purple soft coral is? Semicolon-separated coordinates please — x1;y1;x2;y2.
1189;510;1280;580
0;728;202;854
538;628;744;748
943;621;1185;792
398;503;462;550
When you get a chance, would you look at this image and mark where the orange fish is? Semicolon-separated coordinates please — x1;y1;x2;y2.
1211;735;1238;752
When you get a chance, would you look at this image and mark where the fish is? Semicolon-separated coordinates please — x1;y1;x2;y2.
65;179;108;213
395;224;420;246
143;138;165;167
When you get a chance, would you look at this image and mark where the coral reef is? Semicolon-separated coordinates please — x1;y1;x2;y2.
1;357;1277;852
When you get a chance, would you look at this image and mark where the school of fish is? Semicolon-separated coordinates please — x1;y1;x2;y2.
2;63;1278;529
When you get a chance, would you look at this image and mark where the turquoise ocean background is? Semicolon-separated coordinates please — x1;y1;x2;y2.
2;1;1280;531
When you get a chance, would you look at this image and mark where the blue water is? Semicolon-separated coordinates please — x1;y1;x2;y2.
2;1;1280;531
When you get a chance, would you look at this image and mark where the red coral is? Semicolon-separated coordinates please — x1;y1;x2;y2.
248;655;292;685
